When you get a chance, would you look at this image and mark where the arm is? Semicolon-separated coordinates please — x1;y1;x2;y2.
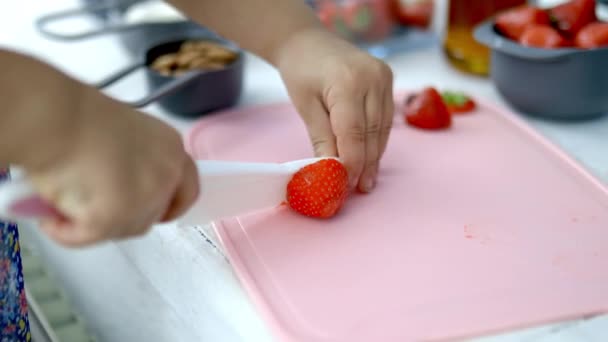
0;49;198;246
0;49;81;169
167;0;395;193
165;0;320;65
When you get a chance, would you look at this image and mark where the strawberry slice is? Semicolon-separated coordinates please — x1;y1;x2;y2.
495;5;551;40
286;158;349;218
519;24;569;48
549;0;597;38
404;87;452;130
441;90;477;114
575;22;608;48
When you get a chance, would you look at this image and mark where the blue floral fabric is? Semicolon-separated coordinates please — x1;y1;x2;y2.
0;168;31;342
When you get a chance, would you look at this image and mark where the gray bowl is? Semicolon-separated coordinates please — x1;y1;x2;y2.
474;20;608;120
95;36;244;117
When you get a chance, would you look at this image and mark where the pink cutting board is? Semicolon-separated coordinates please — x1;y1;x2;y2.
185;95;608;342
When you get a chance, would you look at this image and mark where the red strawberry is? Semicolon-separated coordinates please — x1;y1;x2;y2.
389;0;433;28
344;1;375;33
286;159;349;218
318;1;353;40
549;0;597;38
404;87;452;130
575;22;608;48
495;5;551;40
519;24;569;48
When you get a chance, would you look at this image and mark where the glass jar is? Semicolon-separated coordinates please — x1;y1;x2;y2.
443;0;526;75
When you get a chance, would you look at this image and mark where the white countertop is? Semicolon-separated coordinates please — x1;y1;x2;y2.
3;1;607;342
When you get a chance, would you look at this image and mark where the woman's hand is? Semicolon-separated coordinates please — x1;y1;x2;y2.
164;0;394;192
15;85;199;247
275;28;394;193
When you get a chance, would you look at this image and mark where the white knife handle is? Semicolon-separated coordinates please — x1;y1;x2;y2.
0;175;64;221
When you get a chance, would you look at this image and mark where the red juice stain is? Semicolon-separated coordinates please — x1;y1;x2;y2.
552;254;566;266
464;225;474;239
571;217;579;223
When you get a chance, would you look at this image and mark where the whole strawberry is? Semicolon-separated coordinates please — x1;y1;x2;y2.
404;87;452;130
286;158;349;218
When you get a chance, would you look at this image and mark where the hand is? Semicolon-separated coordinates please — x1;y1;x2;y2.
275;28;394;193
24;89;199;247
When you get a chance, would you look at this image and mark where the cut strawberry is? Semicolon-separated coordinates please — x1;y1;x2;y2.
519;24;569;48
404;87;452;130
549;0;597;38
575;22;608;48
495;5;551;40
389;0;433;28
286;158;349;219
442;91;477;114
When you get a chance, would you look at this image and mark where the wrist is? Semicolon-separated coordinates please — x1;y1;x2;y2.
265;19;330;67
0;50;83;170
271;26;335;69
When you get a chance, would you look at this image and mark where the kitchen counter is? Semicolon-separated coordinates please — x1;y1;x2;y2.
2;1;607;341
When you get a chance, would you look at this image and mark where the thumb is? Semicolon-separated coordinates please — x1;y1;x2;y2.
301;99;338;158
160;155;200;222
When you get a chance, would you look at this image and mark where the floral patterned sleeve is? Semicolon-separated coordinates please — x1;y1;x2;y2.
0;168;31;342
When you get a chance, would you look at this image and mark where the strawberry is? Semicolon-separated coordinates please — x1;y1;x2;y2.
575;22;608;48
286;159;349;218
404;87;452;130
519;24;569;48
549;0;597;38
389;0;434;28
495;5;551;40
317;1;353;40
344;1;375;33
441;90;477;114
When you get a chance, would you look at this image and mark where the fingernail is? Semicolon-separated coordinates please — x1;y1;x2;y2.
363;177;375;192
10;196;65;220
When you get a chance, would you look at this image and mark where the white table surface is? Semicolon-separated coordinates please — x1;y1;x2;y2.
2;1;607;341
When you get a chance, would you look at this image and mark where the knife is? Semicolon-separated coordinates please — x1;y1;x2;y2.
0;157;333;224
